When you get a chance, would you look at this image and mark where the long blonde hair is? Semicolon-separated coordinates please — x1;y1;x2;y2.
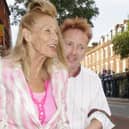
8;0;66;80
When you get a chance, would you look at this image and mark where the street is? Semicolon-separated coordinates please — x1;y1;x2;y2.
108;98;129;129
108;98;129;117
111;115;129;129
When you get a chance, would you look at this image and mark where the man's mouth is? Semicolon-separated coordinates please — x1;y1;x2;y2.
67;56;77;63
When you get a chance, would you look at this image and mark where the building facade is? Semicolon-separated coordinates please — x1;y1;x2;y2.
0;0;11;56
82;20;129;74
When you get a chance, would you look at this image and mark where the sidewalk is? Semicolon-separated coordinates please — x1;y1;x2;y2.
107;97;129;104
108;98;129;129
111;115;129;129
108;97;129;117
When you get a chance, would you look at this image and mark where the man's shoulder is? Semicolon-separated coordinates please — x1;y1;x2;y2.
81;66;98;77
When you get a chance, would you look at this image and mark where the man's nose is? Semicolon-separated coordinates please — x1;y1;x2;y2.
72;47;77;55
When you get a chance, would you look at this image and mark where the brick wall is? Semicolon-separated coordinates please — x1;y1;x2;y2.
0;0;11;56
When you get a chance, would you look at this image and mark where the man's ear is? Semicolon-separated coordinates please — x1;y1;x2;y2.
22;28;32;43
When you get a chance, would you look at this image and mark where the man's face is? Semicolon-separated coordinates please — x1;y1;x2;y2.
63;28;89;70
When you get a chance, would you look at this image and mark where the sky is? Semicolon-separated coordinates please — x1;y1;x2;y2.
6;0;129;46
91;0;129;43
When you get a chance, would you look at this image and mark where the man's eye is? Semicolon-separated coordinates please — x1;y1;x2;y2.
80;46;84;50
79;45;85;50
66;42;72;46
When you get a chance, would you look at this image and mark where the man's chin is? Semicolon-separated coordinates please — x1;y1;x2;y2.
68;64;78;69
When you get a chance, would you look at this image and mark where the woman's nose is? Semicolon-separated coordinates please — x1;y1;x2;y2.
51;32;58;43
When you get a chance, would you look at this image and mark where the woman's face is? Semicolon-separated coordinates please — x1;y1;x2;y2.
27;15;58;58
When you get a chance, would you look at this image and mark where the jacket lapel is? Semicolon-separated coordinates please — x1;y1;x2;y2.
12;66;41;126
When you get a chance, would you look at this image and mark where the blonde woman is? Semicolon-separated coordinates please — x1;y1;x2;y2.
0;0;70;129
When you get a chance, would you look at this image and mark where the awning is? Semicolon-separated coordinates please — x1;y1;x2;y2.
0;24;4;37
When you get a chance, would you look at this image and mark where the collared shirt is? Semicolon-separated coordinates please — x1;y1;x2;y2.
66;66;114;129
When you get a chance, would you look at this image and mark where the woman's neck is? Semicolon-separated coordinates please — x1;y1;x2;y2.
28;42;46;77
28;53;47;92
30;51;46;75
28;77;45;93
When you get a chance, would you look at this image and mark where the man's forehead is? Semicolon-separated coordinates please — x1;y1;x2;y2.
64;28;83;34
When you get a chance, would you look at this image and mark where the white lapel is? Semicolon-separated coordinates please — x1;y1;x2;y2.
12;66;41;126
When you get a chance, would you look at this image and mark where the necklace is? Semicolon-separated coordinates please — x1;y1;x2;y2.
29;80;49;124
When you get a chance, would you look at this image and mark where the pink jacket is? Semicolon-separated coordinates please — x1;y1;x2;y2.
0;59;70;129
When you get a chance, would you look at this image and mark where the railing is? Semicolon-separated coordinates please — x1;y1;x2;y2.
100;72;129;98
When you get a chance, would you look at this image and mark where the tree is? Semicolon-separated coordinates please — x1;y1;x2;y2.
112;21;129;59
9;0;99;25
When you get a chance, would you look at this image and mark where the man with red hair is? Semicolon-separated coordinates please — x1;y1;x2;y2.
61;17;114;129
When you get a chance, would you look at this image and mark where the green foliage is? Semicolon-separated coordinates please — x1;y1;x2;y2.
51;0;99;25
9;0;99;25
112;22;129;59
9;0;28;25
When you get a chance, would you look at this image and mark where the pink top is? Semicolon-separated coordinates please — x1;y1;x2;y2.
30;80;56;125
0;60;69;129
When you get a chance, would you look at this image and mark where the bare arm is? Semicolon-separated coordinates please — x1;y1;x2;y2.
86;119;102;129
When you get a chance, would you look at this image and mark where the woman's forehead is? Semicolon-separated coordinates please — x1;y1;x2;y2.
33;15;57;28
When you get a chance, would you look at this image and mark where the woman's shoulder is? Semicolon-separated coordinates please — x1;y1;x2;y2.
50;63;68;83
52;64;68;75
0;58;21;72
49;61;68;74
0;58;12;68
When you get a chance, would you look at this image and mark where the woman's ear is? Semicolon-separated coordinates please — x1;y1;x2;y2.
22;28;32;43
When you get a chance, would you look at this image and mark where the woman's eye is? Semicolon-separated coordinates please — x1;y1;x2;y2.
45;29;50;32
